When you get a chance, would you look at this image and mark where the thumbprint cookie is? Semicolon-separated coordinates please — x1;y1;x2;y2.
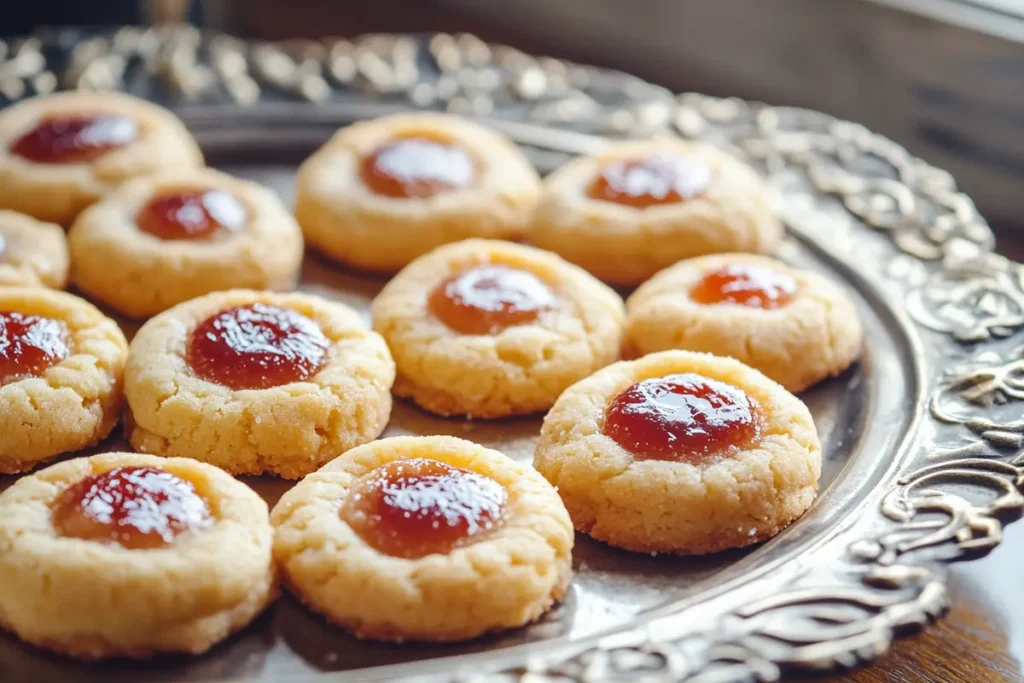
0;452;276;659
125;290;395;479
530;139;782;285
271;435;573;642
294;112;541;273
0;92;203;225
626;254;862;391
0;210;69;289
534;350;821;555
371;239;625;418
0;288;127;474
69;168;304;318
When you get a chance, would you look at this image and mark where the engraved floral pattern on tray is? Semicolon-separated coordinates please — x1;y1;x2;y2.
1;26;1020;682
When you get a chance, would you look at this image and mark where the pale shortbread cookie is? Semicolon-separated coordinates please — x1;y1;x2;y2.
0;452;275;659
534;350;821;554
626;254;863;392
0;289;127;474
530;139;782;285
125;289;395;479
0;210;69;288
272;436;573;642
294;112;541;273
371;239;625;418
69;168;304;319
0;92;203;225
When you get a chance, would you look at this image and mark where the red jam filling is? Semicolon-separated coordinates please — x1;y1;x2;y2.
428;265;556;335
186;303;330;390
0;311;70;385
137;189;247;241
602;373;761;462
12;115;138;164
51;466;213;549
341;458;508;559
588;153;711;208
361;135;475;198
691;263;799;309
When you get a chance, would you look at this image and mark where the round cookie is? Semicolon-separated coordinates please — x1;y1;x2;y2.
69;168;304;319
0;288;128;474
125;289;395;479
0;210;69;288
625;253;862;392
271;435;573;642
0;452;275;659
371;239;625;418
530;139;782;285
294;112;541;273
533;350;821;555
0;92;203;225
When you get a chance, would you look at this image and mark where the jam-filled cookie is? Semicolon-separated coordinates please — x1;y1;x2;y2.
371;239;625;418
625;254;862;391
125;289;395;479
530;139;782;285
0;288;128;474
0;92;203;225
0;210;69;289
69;168;304;319
294;112;541;273
271;435;573;641
0;452;275;659
534;350;820;555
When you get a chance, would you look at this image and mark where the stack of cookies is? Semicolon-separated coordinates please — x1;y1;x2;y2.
0;92;861;659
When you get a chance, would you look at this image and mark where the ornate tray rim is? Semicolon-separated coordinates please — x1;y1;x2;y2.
3;26;1023;683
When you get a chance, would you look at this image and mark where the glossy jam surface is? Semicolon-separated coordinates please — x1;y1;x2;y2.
137;190;247;241
187;303;330;390
51;466;213;549
428;265;556;335
361;136;475;198
0;311;70;385
12;115;138;164
342;458;508;559
603;373;761;462
691;263;799;309
588;153;711;208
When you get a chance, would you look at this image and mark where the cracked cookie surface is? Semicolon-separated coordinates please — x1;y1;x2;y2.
371;239;625;418
533;350;821;554
0;452;275;659
0;92;203;225
69;168;303;319
0;210;68;289
125;289;395;479
625;253;863;391
295;113;541;273
530;139;782;285
0;288;127;474
271;435;573;642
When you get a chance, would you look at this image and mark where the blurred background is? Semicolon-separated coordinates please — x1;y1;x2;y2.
4;0;1024;243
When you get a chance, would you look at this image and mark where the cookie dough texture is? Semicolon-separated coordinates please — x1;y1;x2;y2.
294;112;541;273
69;168;304;318
125;290;395;479
0;92;203;225
0;210;69;288
530;139;783;285
371;239;625;418
626;254;863;392
534;350;821;555
271;435;573;642
0;452;275;659
0;289;128;474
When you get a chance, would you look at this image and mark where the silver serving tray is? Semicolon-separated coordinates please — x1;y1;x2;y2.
2;28;1023;683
